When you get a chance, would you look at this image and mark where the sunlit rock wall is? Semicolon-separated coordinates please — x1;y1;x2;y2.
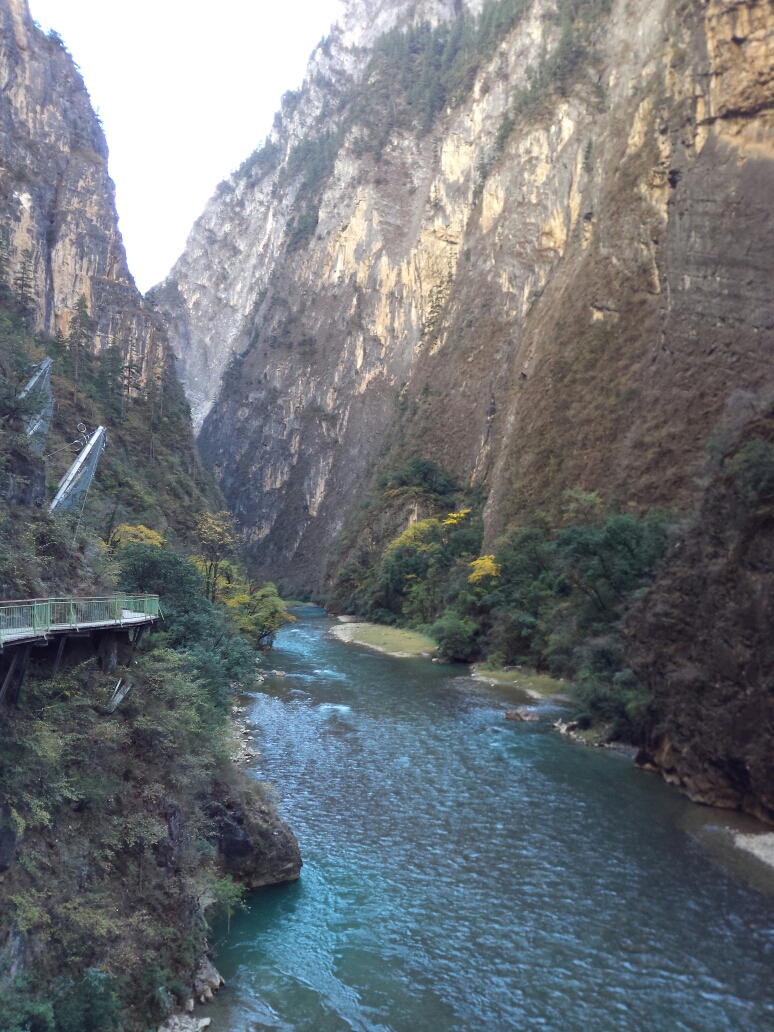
160;0;774;592
0;0;169;383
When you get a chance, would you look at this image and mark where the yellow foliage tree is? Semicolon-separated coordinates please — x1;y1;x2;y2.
468;555;501;584
385;517;442;556
110;523;165;550
194;511;236;603
223;581;295;648
442;509;471;526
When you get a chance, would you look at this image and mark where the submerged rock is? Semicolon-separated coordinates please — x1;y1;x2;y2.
504;708;539;723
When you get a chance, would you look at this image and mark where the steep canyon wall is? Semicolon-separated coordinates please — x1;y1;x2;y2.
160;0;774;596
0;0;170;384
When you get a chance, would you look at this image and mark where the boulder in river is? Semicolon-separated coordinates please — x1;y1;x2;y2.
505;708;539;722
194;955;225;1003
157;1016;211;1032
204;782;302;888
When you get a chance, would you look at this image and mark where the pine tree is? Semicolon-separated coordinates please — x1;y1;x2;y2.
13;248;35;327
68;293;93;397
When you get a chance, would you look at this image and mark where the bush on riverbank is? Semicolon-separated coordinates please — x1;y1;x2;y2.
329;466;672;742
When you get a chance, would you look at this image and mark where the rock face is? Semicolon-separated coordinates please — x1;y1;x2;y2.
0;0;169;383
157;0;482;431
627;411;774;824
205;786;302;888
159;0;774;595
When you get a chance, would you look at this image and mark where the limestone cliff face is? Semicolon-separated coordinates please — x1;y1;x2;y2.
158;0;484;429
160;0;774;594
0;0;167;382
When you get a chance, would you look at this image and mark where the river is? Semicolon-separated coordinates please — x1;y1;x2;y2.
202;608;774;1032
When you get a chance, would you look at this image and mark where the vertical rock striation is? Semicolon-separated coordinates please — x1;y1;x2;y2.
0;0;169;382
160;0;774;596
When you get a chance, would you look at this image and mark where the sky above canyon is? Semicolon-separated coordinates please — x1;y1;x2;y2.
28;0;344;292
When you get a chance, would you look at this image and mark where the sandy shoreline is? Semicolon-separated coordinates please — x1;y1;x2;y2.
470;667;572;702
734;831;774;871
471;673;569;701
329;620;437;658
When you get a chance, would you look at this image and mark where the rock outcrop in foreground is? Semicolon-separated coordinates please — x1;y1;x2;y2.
207;782;302;888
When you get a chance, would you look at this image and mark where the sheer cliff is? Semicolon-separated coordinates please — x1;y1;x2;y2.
0;5;302;1025
627;409;774;824
160;0;774;597
0;0;167;383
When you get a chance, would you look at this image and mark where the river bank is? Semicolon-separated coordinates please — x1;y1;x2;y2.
470;663;571;700
329;618;437;657
195;610;774;1031
323;613;774;883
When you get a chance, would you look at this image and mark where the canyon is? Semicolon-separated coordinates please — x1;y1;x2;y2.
1;1;774;1022
155;0;774;824
160;0;774;590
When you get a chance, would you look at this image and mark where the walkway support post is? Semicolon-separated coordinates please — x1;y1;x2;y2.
52;635;67;677
0;651;19;705
8;644;32;705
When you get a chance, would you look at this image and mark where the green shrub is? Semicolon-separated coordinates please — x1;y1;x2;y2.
431;610;478;661
0;976;55;1032
573;667;650;744
380;457;459;495
727;437;774;505
53;969;120;1032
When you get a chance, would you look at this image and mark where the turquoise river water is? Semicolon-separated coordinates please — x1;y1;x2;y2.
202;608;774;1032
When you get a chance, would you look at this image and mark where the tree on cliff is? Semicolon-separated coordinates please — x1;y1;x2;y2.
68;294;93;398
13;248;35;328
194;510;236;603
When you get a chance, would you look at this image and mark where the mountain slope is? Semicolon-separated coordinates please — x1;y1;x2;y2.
159;0;774;596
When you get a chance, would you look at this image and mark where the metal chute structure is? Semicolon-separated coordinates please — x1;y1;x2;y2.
19;357;53;452
49;426;107;512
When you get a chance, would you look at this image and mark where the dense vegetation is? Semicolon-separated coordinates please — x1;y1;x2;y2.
330;453;672;743
0;264;291;1030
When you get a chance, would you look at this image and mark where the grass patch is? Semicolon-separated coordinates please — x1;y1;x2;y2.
471;665;567;697
332;621;437;657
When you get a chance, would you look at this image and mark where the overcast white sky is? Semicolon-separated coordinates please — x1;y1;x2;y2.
28;0;344;292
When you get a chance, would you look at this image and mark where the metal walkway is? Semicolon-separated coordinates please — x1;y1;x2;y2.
0;594;160;649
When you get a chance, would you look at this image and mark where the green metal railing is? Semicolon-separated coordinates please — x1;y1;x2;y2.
0;595;160;646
